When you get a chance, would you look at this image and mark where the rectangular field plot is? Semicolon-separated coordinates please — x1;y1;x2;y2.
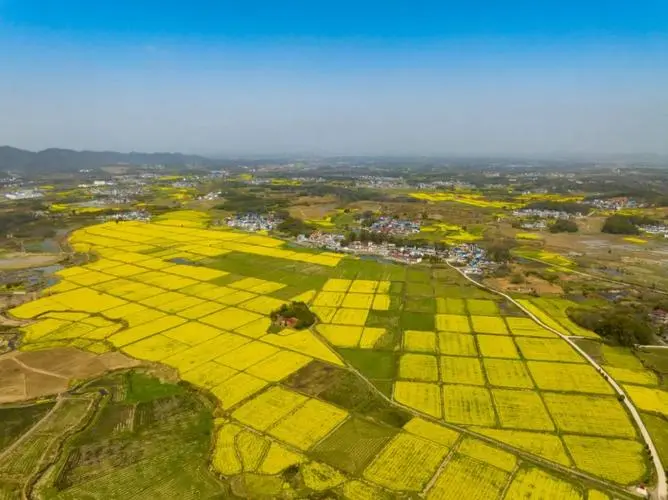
491;389;554;431
239;295;286;314
470;315;508;335
606;367;658;386
435;314;470;333
232;386;307;431
624;385;668;416
466;299;500;316
476;335;520;359
438;332;478;356
342;293;374;309
439;356;485;386
527;362;614;395
542;393;637;438
474;428;572;466
394;381;442;418
268;398;348;450
200;307;263;330
457;437;517;472
348;280;379;293
313;291;346;307
403;330;437;353
322;279;351;292
403;418;460;448
161;322;223;346
505;317;557;338
399;354;439;382
311;417;397;474
436;297;466;315
363;433;449;492
371;294;390;311
562;436;647;484
515;337;583;363
331;308;369;326
483;359;534;389
215;340;279;370
317;324;364;348
442;385;496;426
504;468;583;500
210;372;268;409
245;350;312;382
427;455;509;500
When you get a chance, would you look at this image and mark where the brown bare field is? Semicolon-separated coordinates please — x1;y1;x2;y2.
0;253;64;270
0;348;140;403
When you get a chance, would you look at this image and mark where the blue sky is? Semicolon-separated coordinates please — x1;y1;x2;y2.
1;1;667;156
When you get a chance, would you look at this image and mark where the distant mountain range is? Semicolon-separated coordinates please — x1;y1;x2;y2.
0;146;215;173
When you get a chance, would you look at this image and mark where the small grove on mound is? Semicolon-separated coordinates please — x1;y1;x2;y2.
270;302;317;330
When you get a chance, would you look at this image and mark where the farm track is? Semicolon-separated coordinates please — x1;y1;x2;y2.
447;261;668;500
310;323;644;499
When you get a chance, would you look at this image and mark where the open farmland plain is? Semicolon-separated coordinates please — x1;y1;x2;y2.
1;212;665;498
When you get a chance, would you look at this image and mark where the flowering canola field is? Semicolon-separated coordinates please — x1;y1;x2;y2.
8;217;659;498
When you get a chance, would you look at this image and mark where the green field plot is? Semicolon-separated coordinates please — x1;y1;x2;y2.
438;332;478;356
476;335;520;359
405;268;432;284
563;435;647;484
473;428;572;466
0;401;55;452
439;356;485;386
542;393;636;438
504;467;583;500
442;385;496;426
403;330;437;353
311;417;397;474
404;296;436;313
405;281;434;297
514;337;583;363
394;381;442;418
34;372;224;499
337;349;397;379
399;353;439;382
492;389;554;431
527;361;614;394
601;345;646;370
363;432;449;491
466;299;500;316
426;455;510;500
642;413;668;466
436;297;467;315
401;311;435;331
435;314;470;333
483;359;534;389
470;315;508;335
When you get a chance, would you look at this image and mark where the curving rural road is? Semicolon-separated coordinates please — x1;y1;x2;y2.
447;262;667;500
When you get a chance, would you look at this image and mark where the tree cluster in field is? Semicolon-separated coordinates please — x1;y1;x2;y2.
548;219;578;233
275;215;316;237
270;302;316;330
214;190;290;214
524;201;589;214
601;214;660;235
568;304;656;346
481;238;517;262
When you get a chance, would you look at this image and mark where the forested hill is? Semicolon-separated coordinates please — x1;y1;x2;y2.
0;146;215;173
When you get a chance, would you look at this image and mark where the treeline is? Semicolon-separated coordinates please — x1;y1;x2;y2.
568;304;656;346
523;201;589;214
214;191;290;213
601;214;661;235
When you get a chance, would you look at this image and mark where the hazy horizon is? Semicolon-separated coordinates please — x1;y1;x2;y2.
2;1;667;157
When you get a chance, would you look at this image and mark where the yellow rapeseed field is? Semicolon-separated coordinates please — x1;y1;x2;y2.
363;433;449;491
393;381;442;418
317;325;364;348
442;385;495;426
403;330;437;353
233;386;308;431
457;437;517;472
504;468;582;500
435;314;471;333
268;399;348;450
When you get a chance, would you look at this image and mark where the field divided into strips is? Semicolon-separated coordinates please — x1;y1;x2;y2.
7;217;653;494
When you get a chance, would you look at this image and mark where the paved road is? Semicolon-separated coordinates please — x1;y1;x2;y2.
448;262;667;500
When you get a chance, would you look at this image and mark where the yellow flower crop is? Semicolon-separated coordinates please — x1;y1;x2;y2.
393;381;441;419
435;314;470;333
403;330;437;353
440;356;485;386
317;325;364;348
399;354;439;382
442;385;495;426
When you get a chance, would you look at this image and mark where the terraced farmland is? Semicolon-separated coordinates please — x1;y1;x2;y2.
2;214;663;498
